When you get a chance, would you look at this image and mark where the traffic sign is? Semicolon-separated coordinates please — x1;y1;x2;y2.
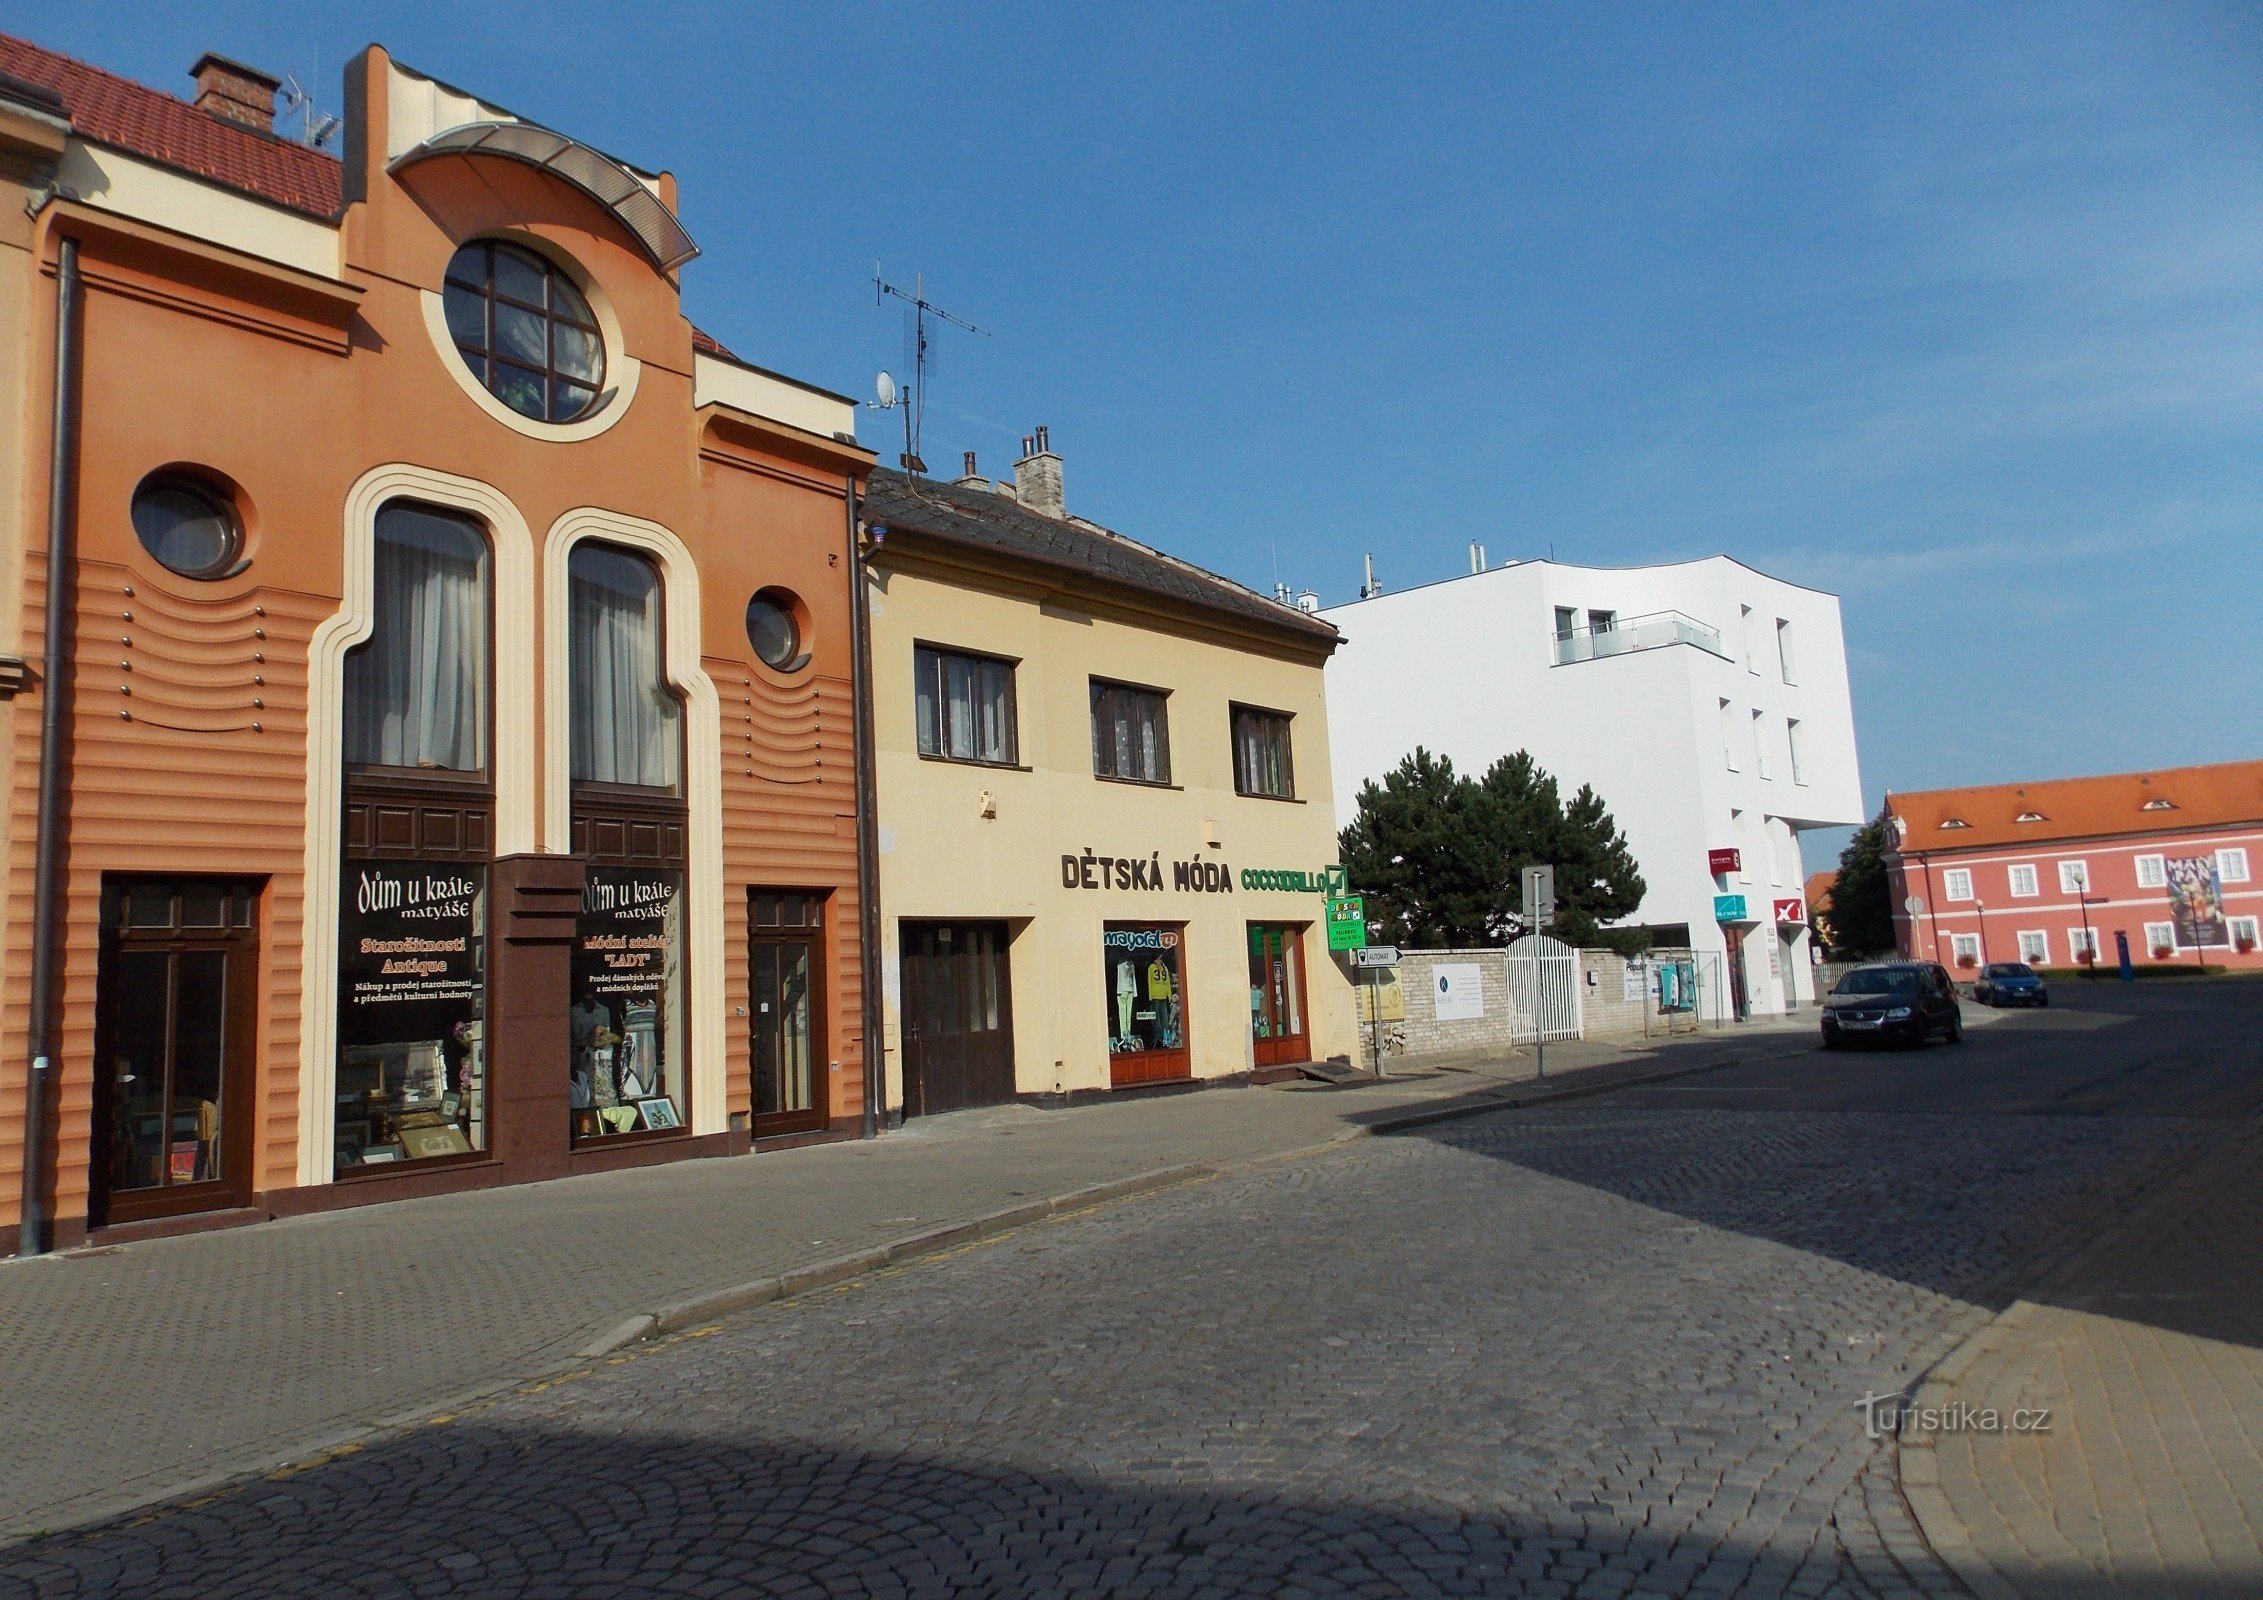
1350;945;1400;969
1522;863;1555;930
1325;895;1367;951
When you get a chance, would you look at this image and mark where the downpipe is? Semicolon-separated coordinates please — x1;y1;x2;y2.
20;232;81;1258
845;479;885;1139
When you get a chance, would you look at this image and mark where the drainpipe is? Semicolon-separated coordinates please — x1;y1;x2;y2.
845;478;884;1139
20;233;81;1258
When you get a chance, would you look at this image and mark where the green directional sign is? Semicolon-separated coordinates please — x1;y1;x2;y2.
1326;894;1368;951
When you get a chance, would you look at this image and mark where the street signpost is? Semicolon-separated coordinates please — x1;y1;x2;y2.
1522;864;1555;932
1350;945;1400;969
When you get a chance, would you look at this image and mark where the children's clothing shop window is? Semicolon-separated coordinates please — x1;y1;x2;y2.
570;544;682;790
1103;925;1185;1056
1231;705;1295;798
345;504;490;773
570;866;686;1139
915;644;1018;765
1092;679;1171;784
444;240;605;423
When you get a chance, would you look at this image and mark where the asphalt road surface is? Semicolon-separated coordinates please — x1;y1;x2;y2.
3;980;2253;1599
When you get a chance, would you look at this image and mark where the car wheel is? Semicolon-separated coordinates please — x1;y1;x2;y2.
1821;1035;1841;1051
2039;995;2049;1008
1947;1011;1963;1043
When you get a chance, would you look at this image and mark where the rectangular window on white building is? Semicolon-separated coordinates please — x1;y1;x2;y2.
1741;604;1757;672
2017;930;2048;964
2219;847;2251;884
2068;927;2098;962
1950;932;1980;966
2007;864;2038;898
1554;606;1577;642
1775;618;1795;684
1943;868;1974;901
2059;860;2090;894
2135;854;2167;889
1752;710;1769;778
1720;699;1737;770
1786;718;1805;784
2144;921;2176;955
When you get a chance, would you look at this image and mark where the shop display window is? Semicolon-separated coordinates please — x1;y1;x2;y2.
571;866;687;1139
335;861;487;1168
1103;924;1187;1059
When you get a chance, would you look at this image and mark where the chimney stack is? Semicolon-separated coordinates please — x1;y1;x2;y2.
956;451;988;491
1013;426;1064;518
190;53;280;133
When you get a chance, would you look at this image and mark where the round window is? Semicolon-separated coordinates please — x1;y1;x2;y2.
745;590;804;670
131;477;241;579
442;240;606;423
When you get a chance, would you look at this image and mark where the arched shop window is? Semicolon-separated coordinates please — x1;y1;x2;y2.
568;542;690;1144
344;504;491;773
569;544;682;790
335;502;496;1173
443;239;606;424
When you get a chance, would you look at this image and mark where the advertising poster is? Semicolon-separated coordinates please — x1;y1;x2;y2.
1432;962;1485;1020
572;867;685;1130
2164;856;2229;949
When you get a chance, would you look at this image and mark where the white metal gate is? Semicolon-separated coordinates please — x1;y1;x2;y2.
1505;933;1581;1043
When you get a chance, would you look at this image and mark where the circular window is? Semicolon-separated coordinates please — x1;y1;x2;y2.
442;240;606;423
131;476;241;579
745;590;804;670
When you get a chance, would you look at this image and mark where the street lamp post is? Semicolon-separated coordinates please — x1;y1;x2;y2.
2072;866;2099;980
1976;901;1990;968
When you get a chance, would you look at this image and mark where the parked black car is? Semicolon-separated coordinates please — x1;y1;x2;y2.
1973;961;2049;1008
1820;962;1963;1050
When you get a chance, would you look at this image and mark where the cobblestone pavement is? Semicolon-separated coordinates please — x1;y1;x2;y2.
0;1102;2210;1599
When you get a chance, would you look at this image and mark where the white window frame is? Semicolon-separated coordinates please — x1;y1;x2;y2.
1786;717;1805;785
1775;617;1795;684
2016;930;2049;964
1752;709;1769;779
2219;847;2251;884
2134;854;2166;889
2143;921;2176;955
2058;860;2090;895
1950;932;1980;965
1943;868;1974;902
2006;864;2038;898
2229;915;2258;950
1741;604;1758;673
1720;699;1738;770
2067;927;2098;961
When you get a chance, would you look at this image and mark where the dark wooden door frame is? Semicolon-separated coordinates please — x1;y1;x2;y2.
1248;922;1312;1067
899;919;1016;1117
90;878;261;1228
748;913;829;1138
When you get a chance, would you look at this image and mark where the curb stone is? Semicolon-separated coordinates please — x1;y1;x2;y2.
1;1036;1795;1551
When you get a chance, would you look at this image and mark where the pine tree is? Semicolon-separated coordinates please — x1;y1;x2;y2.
1828;807;1897;957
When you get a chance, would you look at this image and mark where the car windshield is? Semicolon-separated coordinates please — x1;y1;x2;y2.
1985;963;2035;978
1835;968;1919;996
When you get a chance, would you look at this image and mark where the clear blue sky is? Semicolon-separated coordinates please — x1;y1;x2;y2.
16;2;2262;869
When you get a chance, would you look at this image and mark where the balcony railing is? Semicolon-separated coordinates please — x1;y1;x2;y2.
1552;610;1728;665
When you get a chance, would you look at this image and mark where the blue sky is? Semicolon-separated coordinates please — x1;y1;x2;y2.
15;2;2261;870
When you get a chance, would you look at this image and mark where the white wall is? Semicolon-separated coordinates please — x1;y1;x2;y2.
1321;556;1863;1015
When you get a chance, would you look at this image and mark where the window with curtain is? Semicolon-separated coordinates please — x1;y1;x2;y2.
345;503;491;773
914;645;1018;765
569;544;682;790
1091;679;1171;785
1231;705;1295;798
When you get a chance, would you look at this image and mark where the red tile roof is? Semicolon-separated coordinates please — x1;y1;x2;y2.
0;32;341;218
1887;760;2263;853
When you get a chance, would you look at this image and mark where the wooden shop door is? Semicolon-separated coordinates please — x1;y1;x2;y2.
1247;923;1311;1066
899;921;1015;1116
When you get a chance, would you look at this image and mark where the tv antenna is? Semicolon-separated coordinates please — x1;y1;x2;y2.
279;73;340;148
875;266;988;475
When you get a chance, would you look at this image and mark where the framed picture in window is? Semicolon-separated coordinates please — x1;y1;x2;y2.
636;1097;682;1131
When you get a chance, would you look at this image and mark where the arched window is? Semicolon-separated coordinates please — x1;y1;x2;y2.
443;240;606;423
344;504;490;772
569;543;682;789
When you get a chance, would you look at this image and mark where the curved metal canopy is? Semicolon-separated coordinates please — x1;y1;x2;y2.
391;122;699;273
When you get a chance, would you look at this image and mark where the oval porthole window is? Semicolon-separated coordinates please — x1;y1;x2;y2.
131;476;241;579
744;590;805;671
442;240;606;424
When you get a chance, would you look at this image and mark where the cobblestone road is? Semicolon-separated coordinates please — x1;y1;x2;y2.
0;1100;2207;1599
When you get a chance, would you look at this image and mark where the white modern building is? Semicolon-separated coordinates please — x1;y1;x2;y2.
1321;556;1864;1017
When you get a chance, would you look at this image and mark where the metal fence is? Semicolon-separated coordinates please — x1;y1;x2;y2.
1504;933;1582;1043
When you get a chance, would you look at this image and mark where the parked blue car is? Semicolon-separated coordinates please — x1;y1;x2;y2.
1973;961;2049;1008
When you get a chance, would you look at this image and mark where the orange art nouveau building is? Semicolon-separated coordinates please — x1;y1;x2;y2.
0;35;877;1252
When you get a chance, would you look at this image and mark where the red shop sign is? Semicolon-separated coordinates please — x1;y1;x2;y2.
1708;848;1741;875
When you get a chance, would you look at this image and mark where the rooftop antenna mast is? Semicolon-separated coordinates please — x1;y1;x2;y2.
875;265;988;475
279;72;340;148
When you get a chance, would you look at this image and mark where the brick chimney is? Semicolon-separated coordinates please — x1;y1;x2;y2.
1013;425;1063;519
190;53;280;134
955;451;988;491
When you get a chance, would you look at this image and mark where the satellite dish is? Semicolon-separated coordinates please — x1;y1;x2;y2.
875;371;898;408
